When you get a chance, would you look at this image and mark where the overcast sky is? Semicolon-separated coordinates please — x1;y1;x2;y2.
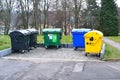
97;0;120;7
116;0;120;7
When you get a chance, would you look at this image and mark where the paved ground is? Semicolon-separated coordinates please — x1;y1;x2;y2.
0;37;120;80
0;59;120;80
103;37;120;50
4;48;100;62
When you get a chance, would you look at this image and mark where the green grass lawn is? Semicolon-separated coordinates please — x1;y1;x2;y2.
37;35;44;43
61;35;72;44
104;36;120;60
103;43;120;61
0;35;11;50
107;36;120;43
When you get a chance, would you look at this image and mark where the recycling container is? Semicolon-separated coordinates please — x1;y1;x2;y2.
9;30;31;53
71;28;91;50
27;28;38;48
84;30;103;56
43;28;62;48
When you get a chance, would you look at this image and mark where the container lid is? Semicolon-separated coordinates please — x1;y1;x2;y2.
27;28;38;33
84;30;103;37
43;28;62;33
72;28;91;33
10;30;31;36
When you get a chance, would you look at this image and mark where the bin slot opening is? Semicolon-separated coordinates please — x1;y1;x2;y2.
89;37;94;41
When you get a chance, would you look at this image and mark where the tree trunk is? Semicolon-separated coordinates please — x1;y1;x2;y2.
33;0;39;30
74;0;78;28
43;0;47;28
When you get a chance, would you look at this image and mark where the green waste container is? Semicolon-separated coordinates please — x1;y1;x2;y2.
43;28;62;48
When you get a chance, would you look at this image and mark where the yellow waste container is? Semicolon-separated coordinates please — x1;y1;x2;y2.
84;30;103;57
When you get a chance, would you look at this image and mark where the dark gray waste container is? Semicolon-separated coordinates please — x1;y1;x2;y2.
27;28;38;48
9;30;31;53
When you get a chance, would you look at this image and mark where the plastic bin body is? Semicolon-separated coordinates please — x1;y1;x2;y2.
9;30;30;53
84;30;103;54
43;28;62;48
71;29;91;49
27;28;38;48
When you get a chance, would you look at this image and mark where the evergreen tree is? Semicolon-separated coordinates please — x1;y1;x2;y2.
99;0;118;36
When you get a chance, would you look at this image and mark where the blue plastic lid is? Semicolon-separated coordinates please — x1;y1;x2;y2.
72;28;91;33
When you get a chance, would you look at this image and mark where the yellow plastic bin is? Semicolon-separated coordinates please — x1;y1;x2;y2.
84;30;103;57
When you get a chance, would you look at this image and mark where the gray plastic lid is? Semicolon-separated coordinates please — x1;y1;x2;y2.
15;30;31;35
27;28;38;33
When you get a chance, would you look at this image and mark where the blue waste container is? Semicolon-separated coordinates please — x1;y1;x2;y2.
71;28;91;50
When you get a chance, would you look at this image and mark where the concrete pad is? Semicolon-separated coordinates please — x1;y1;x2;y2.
4;48;100;62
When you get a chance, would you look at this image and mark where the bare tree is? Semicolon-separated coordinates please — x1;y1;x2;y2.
61;0;67;35
0;0;102;35
61;0;74;35
0;0;15;34
43;0;52;28
43;0;47;28
73;0;84;28
32;0;40;29
51;0;63;28
17;0;31;29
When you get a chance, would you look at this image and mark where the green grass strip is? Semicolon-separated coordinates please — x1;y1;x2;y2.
103;42;120;61
0;35;11;50
107;36;120;43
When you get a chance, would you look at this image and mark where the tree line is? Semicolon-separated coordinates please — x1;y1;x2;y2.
0;0;119;36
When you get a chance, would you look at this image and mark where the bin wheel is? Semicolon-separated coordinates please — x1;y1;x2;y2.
28;49;30;52
12;50;15;53
34;45;37;48
45;46;48;49
98;53;101;57
74;47;77;50
21;50;25;54
56;46;59;49
85;53;87;56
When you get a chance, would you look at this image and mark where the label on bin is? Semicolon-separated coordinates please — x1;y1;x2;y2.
48;34;52;39
52;34;57;42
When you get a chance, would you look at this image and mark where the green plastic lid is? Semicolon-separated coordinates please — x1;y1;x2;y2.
43;28;62;33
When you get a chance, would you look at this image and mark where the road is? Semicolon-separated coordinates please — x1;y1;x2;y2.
0;59;120;80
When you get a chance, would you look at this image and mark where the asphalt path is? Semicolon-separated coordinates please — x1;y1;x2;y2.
0;59;120;80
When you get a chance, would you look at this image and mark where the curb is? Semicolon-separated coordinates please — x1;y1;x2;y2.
0;48;12;57
37;43;73;48
3;57;103;63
